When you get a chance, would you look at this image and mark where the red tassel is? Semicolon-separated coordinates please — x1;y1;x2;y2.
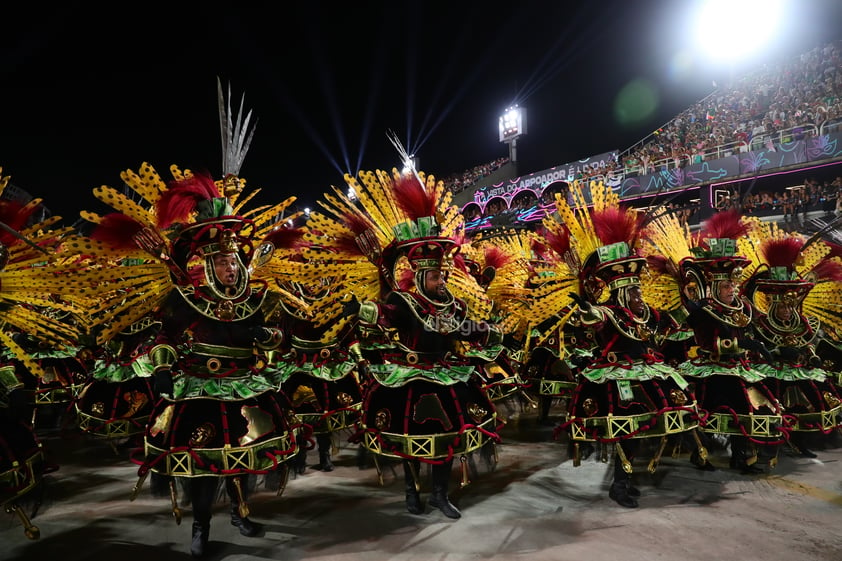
156;173;220;229
262;227;307;250
90;213;146;249
0;200;36;246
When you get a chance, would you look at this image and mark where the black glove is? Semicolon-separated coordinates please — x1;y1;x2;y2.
569;292;593;314
11;332;39;352
249;326;273;344
739;338;773;362
342;295;361;317
775;346;800;362
153;368;174;398
570;353;592;368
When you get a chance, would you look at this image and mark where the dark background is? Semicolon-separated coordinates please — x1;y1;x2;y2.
3;1;841;219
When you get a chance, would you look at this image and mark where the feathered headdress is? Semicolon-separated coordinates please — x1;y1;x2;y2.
51;81;301;340
527;180;644;352
671;209;751;305
0;166;90;378
740;217;842;331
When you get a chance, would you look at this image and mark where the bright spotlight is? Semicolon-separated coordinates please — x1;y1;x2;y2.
693;0;784;62
347;186;357;201
498;105;527;142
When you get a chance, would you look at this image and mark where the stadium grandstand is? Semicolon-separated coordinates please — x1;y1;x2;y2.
451;39;842;239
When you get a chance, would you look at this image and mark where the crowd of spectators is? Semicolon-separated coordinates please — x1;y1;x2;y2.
442;156;509;193
620;40;842;176
718;175;842;223
453;40;842;235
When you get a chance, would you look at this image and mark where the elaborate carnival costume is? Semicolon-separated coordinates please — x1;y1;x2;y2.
0;167;91;540
73;314;159;452
646;210;791;473
522;227;592;426
0;200;92;431
51;82;305;557
297;163;505;519
739;219;842;456
264;237;365;475
533;180;700;508
455;230;537;417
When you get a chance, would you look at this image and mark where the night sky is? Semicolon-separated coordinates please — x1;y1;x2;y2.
3;1;841;220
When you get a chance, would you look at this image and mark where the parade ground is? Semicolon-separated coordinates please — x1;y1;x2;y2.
3;403;842;561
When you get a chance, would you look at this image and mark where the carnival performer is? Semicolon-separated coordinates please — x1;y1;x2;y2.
533;180;700;508
264;239;365;475
0;167;91;540
49;81;306;557
521;227;591;427
648;210;791;474
73;313;159;453
454;230;537;421
294;158;505;520
3;302;90;432
739;219;842;458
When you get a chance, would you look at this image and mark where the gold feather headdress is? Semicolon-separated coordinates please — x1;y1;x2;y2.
288;163;493;341
0;167;91;378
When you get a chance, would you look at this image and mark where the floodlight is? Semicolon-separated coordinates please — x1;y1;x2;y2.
693;0;783;62
498;105;527;142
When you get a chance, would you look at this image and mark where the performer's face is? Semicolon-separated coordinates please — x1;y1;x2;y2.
628;285;646;316
717;280;736;304
213;254;239;286
423;269;448;301
773;301;794;322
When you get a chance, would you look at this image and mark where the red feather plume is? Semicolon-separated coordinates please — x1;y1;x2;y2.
483;245;511;270
646;254;677;277
330;211;378;256
542;225;571;258
452;250;469;274
592;206;643;247
811;259;842;282
530;237;554;262
699;210;747;242
825;241;842;259
759;237;803;268
397;268;414;291
262;227;307;251
0;200;37;246
90;213;147;249
157;173;220;229
391;175;437;221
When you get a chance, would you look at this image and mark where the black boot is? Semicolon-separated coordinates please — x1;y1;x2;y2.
609;442;638;508
226;477;261;537
403;460;424;515
792;434;818;458
230;505;261;537
294;433;308;475
316;434;334;472
189;478;215;557
428;461;461;519
608;481;639;508
730;436;763;474
190;521;210;558
690;448;717;471
537;396;554;426
356;445;369;470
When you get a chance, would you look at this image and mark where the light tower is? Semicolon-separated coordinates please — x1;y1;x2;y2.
498;105;527;163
